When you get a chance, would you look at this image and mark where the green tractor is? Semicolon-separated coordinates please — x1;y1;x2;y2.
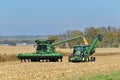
68;34;102;62
17;36;86;62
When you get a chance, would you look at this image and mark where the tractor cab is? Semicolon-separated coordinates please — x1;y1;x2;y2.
74;45;91;51
73;45;89;56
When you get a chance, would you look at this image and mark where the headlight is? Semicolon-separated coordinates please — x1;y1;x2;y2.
82;57;85;61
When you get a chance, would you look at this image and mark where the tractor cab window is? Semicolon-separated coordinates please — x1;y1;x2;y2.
37;45;47;52
74;46;84;52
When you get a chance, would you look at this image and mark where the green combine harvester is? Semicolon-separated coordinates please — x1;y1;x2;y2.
68;34;102;62
17;36;86;62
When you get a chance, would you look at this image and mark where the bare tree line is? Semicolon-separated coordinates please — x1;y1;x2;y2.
49;26;120;48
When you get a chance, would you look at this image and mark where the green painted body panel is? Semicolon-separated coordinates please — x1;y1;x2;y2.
70;56;83;62
69;34;102;62
18;53;63;57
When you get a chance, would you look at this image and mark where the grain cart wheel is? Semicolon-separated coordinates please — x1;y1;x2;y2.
91;57;96;62
90;57;93;62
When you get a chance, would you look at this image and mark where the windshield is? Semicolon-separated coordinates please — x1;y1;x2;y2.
74;46;84;51
37;45;47;52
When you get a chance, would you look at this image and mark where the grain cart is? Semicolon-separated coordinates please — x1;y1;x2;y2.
68;34;102;62
17;36;87;62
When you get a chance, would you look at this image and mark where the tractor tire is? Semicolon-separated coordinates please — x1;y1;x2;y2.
85;58;89;62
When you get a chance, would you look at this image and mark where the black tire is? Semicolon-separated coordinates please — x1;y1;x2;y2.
85;57;89;62
91;57;96;62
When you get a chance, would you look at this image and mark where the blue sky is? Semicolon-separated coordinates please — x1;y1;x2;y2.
0;0;120;36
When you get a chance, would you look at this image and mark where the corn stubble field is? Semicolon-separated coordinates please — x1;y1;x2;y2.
0;46;120;80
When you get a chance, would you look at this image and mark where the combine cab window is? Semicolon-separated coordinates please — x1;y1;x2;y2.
37;45;47;52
